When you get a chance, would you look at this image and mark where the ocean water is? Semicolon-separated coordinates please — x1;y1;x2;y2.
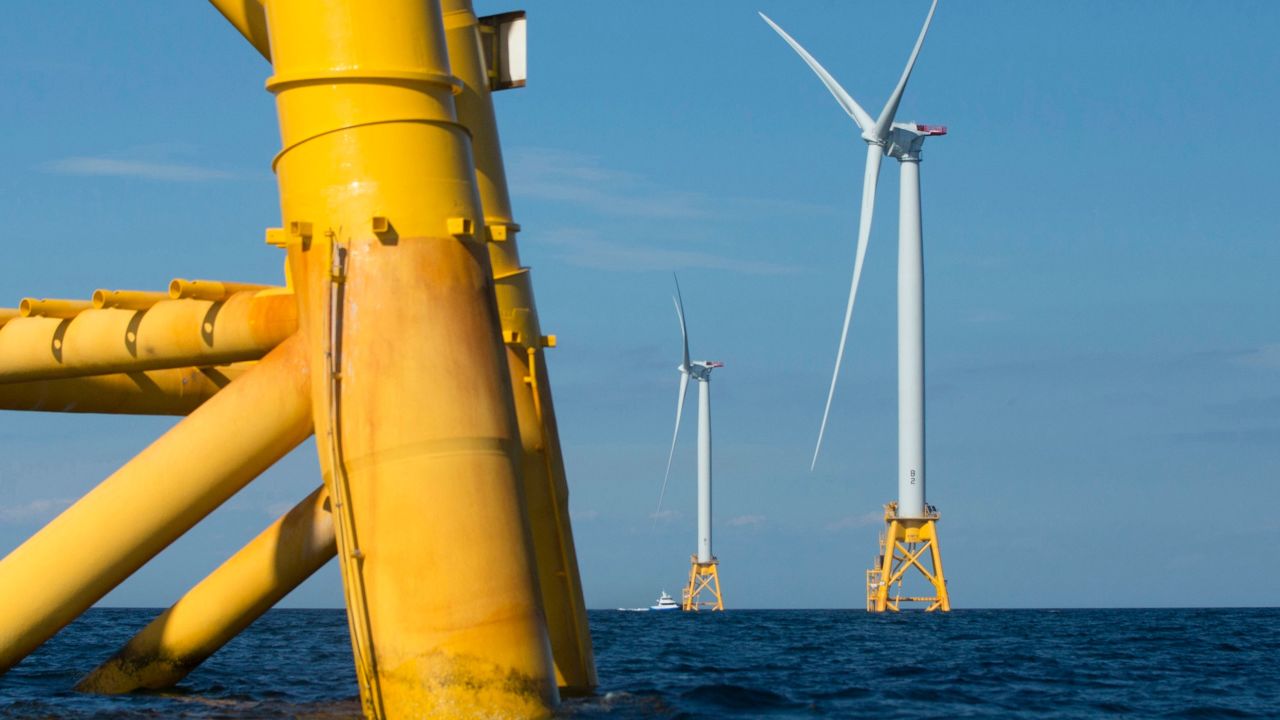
1;608;1277;718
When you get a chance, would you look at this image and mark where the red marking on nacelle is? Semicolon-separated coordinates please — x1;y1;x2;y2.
916;124;948;136
708;361;725;368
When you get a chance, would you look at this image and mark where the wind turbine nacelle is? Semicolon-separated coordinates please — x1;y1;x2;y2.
885;122;946;160
687;360;722;380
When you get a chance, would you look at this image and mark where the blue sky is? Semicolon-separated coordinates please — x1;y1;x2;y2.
1;1;1277;610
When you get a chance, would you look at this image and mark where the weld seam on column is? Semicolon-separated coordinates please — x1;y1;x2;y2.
340;437;520;475
270;118;472;171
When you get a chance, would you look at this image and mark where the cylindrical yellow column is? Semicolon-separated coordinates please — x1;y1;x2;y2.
443;0;596;694
0;334;311;673
215;1;597;691
76;485;334;693
263;0;556;716
0;363;251;415
0;291;295;383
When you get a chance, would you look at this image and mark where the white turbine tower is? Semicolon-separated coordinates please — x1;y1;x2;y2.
656;275;724;611
762;1;951;612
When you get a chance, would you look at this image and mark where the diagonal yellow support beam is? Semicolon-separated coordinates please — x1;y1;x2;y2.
0;334;311;674
76;485;334;694
208;0;270;60
892;540;937;585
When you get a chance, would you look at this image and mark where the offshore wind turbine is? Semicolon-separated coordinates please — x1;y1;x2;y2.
655;276;724;611
762;1;951;612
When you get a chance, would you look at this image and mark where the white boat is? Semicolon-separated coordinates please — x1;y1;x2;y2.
649;591;680;611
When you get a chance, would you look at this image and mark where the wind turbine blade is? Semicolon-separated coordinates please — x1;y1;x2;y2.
813;144;883;470
656;371;691;520
871;0;939;140
673;274;690;371
759;12;873;131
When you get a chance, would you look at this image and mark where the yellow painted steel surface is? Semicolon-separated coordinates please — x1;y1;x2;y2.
444;0;597;694
682;558;725;612
208;0;270;60
0;4;591;713
0;334;312;673
77;485;335;693
168;278;277;301
868;503;951;613
262;0;557;715
0;363;250;415
19;298;93;318
92;290;170;310
212;3;594;693
0;291;295;383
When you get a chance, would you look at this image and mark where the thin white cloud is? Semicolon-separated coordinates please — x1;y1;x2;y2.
0;497;73;524
507;147;709;219
1234;343;1280;369
727;514;765;527
509;148;837;220
570;508;600;522
824;511;882;532
507;147;816;276
649;509;679;522
539;227;800;276
43;156;234;182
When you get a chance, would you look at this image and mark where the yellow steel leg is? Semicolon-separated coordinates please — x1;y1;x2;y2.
212;0;598;693
868;503;950;613
262;0;557;715
0;334;312;673
444;0;596;694
873;518;901;613
75;485;334;693
206;2;596;691
926;523;951;612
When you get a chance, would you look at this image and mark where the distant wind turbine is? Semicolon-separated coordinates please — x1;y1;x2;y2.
655;275;725;611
